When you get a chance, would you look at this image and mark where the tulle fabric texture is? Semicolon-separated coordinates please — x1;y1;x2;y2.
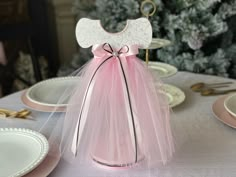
42;44;174;172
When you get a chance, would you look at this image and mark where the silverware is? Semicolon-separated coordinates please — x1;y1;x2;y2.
191;82;233;92
0;108;31;119
201;88;236;96
0;112;7;118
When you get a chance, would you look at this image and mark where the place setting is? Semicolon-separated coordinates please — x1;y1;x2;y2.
189;80;236;129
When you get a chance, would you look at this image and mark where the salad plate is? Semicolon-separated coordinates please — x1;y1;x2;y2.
22;77;80;112
162;84;185;108
147;61;178;78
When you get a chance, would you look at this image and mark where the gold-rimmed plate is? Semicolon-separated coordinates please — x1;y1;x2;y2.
162;84;185;108
148;61;178;78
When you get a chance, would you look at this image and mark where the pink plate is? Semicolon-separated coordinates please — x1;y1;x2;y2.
212;95;236;128
23;144;60;177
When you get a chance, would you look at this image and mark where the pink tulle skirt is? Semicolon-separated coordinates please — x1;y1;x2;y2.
46;44;174;172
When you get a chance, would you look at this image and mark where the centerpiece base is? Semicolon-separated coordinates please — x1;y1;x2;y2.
92;156;145;169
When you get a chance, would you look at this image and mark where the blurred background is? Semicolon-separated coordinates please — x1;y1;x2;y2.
0;0;236;97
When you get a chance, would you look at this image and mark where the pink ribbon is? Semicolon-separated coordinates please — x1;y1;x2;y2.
92;43;139;59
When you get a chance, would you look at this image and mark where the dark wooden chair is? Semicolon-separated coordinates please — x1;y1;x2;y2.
0;0;43;82
0;0;59;95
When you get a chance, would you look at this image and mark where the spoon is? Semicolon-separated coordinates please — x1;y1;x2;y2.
191;82;233;92
201;88;236;96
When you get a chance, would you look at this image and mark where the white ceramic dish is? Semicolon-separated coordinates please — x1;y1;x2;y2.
224;93;236;118
147;61;178;78
147;38;171;49
22;77;80;112
26;77;79;107
212;95;236;129
0;128;49;177
162;84;185;108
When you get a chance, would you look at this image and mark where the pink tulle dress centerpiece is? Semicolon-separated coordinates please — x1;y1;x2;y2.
46;18;174;171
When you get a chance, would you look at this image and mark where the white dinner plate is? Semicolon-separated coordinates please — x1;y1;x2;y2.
22;77;80;112
147;38;171;49
147;61;178;78
162;84;185;108
0;128;49;177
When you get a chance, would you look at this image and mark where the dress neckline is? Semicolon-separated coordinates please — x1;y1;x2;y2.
97;20;129;35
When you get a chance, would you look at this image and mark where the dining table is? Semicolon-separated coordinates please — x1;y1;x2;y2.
1;71;236;177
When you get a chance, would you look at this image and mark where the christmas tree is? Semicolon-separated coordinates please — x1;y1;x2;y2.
59;0;236;78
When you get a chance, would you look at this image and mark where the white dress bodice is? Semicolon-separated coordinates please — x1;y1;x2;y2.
75;18;152;49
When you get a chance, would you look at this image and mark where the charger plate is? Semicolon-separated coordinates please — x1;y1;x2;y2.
147;61;178;78
0;128;49;177
212;95;236;128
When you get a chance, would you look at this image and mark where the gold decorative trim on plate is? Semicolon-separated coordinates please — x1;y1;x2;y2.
147;61;178;78
162;84;185;108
